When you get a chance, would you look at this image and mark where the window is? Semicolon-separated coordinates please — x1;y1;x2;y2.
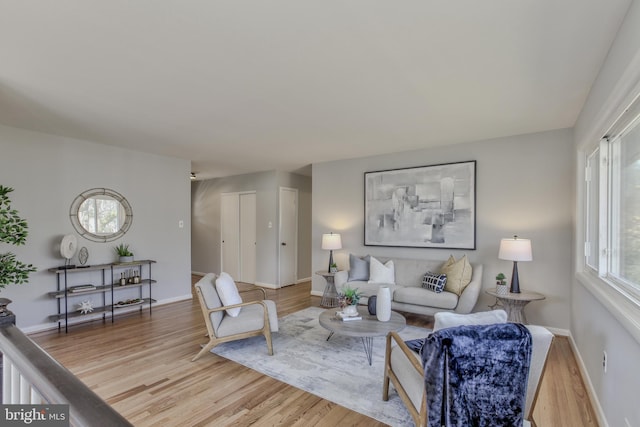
78;196;125;236
585;97;640;300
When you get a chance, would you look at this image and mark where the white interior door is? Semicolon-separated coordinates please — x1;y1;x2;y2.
279;187;298;287
221;193;240;279
239;193;256;284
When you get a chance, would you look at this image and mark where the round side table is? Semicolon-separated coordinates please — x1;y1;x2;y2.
316;270;339;308
485;288;545;324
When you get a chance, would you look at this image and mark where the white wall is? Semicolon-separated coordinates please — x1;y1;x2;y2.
191;171;312;285
572;1;640;426
0;124;192;332
312;128;574;329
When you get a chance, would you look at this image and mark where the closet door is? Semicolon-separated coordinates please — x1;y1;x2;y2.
239;193;256;284
221;193;240;279
279;187;298;287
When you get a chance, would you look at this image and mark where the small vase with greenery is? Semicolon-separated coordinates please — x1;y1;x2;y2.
114;243;134;262
0;185;36;315
338;286;362;309
495;273;508;294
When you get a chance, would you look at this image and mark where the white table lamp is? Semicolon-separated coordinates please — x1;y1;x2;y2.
498;235;532;293
322;233;342;273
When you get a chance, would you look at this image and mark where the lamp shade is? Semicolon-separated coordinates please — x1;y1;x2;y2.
498;236;532;262
321;233;342;250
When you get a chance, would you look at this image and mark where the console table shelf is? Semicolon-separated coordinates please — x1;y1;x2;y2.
48;260;157;332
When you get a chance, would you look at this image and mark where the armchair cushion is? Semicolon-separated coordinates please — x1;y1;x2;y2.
216;272;243;317
217;300;279;337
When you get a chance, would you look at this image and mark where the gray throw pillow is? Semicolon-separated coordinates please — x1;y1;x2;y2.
348;254;370;281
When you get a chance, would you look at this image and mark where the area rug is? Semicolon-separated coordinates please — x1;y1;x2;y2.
211;306;431;426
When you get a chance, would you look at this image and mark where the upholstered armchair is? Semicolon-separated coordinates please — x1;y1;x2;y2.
192;273;279;362
383;310;553;427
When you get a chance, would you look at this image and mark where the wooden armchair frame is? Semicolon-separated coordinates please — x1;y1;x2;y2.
383;331;427;426
192;286;274;362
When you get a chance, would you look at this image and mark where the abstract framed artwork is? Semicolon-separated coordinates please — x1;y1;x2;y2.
364;161;476;249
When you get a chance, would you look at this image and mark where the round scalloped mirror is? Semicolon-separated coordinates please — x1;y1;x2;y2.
70;188;133;242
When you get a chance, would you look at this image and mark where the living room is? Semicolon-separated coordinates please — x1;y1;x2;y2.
1;1;640;426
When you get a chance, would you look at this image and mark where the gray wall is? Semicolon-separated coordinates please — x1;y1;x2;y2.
312;128;574;329
191;171;312;285
572;1;640;426
0;124;192;332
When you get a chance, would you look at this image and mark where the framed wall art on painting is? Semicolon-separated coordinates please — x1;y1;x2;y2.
364;160;476;249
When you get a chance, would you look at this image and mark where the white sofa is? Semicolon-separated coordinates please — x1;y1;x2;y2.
334;256;483;316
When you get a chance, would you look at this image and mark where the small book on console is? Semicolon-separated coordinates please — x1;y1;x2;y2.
69;284;96;292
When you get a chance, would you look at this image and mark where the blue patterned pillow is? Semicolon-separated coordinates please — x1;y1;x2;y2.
422;272;447;293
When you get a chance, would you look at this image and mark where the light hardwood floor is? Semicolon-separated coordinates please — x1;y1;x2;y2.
29;279;598;426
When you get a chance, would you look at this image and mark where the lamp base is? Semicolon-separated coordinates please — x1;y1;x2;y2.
510;261;521;293
327;250;334;273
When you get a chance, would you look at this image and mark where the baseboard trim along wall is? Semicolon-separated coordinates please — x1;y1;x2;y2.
568;332;609;427
255;281;279;289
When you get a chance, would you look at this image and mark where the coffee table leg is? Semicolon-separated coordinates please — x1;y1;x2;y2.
361;337;374;365
326;332;334;341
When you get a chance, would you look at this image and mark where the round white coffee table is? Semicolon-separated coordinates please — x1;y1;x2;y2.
318;307;406;365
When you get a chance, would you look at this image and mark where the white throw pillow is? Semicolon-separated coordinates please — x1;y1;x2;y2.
215;272;243;317
368;257;395;284
433;310;507;332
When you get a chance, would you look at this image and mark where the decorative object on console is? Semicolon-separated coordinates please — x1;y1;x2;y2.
59;234;78;269
78;246;89;267
364;161;476;249
330;263;338;273
77;300;94;314
114;243;134;263
376;286;391;322
498;236;532;293
495;272;508;295
322;233;342;273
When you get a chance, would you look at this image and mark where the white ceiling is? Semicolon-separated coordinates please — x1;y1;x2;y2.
0;1;632;179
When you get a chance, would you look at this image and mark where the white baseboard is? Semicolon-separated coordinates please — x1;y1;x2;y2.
20;294;193;335
544;326;570;336
310;290;323;297
567;332;609;427
255;281;279;289
191;271;207;277
296;276;311;284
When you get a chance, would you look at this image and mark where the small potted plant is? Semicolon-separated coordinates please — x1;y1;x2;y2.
330;262;338;273
114;243;134;263
338;286;362;315
495;273;508;295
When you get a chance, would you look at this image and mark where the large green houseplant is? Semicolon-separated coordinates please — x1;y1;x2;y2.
0;186;36;291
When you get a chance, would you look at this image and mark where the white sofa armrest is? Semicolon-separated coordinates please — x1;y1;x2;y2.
334;270;349;289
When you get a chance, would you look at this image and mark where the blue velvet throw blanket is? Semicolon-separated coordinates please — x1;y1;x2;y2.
420;323;532;427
